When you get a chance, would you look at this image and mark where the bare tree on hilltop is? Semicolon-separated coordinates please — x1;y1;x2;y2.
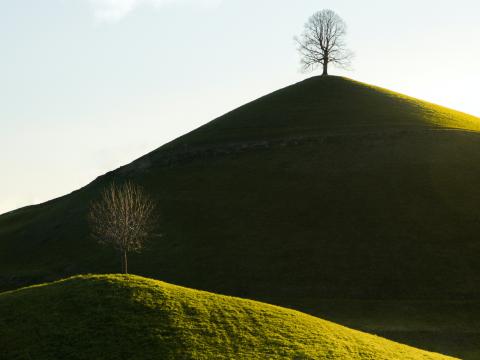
88;181;156;274
295;9;353;76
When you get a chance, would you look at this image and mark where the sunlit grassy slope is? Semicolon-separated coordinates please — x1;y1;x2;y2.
1;76;480;358
0;274;456;360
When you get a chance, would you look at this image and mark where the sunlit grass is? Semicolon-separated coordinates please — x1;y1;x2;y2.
0;275;456;359
353;78;480;132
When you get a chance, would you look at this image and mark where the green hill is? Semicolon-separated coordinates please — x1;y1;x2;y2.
0;274;456;360
1;76;479;358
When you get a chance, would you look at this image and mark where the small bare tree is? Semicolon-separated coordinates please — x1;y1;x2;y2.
89;181;156;274
295;9;353;76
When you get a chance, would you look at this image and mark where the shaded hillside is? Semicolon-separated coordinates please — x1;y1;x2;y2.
1;76;479;357
0;274;456;360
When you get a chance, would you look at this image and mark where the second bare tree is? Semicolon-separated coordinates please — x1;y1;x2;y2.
89;181;156;274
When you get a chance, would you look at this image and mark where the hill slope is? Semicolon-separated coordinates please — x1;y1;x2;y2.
0;274;456;360
1;76;480;357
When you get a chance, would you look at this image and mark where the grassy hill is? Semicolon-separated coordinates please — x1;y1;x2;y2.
1;76;479;357
0;274;456;360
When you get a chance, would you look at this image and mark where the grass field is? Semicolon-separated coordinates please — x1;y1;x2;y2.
1;76;479;357
0;274;457;360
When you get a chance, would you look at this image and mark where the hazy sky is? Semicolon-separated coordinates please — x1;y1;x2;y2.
1;0;479;214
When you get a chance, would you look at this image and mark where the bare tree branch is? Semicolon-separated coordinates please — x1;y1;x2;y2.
295;9;353;76
88;181;156;274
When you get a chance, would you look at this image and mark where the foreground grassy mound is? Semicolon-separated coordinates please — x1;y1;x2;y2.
0;275;455;360
1;76;480;357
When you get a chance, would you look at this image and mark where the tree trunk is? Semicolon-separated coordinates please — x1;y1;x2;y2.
322;62;328;76
123;251;128;274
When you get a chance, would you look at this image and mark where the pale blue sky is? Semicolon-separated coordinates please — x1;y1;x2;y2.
1;0;479;214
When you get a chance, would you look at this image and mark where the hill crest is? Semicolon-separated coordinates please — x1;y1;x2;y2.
120;76;479;174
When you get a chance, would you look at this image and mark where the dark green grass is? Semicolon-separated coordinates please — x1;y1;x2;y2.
1;76;480;358
0;274;456;360
162;75;480;147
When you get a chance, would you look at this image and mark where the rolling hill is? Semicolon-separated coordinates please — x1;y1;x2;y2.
0;274;456;359
1;76;479;358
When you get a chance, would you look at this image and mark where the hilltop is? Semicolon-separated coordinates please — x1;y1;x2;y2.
0;274;456;360
1;76;479;357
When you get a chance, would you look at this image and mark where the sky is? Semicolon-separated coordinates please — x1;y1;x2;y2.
1;0;479;214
